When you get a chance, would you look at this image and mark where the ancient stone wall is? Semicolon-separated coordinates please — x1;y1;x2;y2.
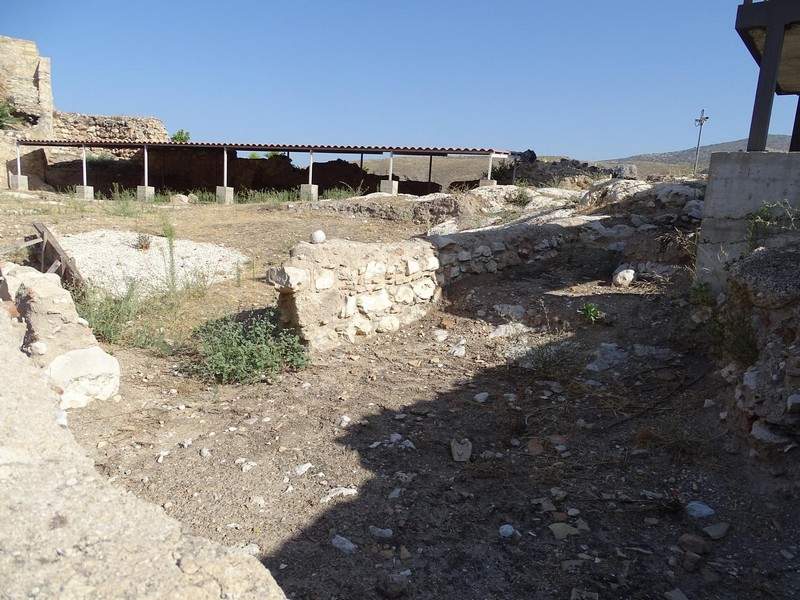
52;111;168;148
0;35;54;134
267;239;442;352
0;36;55;189
712;245;800;464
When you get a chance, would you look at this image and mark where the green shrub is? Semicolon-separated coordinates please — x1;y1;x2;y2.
73;282;140;343
321;184;364;200
0;99;22;130
170;129;190;143
188;312;308;384
577;302;602;324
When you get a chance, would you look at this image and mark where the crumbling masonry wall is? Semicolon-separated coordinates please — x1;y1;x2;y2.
267;209;586;353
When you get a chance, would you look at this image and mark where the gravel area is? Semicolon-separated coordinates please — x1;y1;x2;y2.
58;229;248;297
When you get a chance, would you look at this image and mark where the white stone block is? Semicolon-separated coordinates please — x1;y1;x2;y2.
357;289;392;314
405;260;420;276
46;346;120;409
411;278;436;300
315;269;336;291
425;255;440;271
393;286;415;304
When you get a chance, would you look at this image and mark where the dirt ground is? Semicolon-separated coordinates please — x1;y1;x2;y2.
3;191;800;599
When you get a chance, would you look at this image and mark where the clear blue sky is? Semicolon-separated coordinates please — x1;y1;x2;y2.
4;0;796;161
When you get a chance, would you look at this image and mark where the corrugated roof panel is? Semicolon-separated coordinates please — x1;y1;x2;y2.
17;139;512;156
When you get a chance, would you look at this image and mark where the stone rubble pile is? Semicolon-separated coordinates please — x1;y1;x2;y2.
1;261;120;409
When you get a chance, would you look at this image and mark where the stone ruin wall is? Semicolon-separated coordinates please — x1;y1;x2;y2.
0;36;54;189
266;211;583;353
0;35;169;189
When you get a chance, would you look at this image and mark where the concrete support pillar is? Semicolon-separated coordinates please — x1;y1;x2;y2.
479;179;497;187
10;175;28;191
747;18;785;151
379;180;399;194
300;184;319;201
216;186;234;204
75;186;94;200
137;186;155;201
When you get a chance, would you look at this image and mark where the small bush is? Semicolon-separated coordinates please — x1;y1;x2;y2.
73;282;139;343
0;99;23;130
321;184;364;200
577;302;602;324
189;312;308;384
136;233;152;250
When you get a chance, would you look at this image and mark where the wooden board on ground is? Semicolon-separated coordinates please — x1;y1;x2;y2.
31;223;85;288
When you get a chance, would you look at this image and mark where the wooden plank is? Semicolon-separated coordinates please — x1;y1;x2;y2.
0;237;42;256
31;223;85;288
46;260;62;274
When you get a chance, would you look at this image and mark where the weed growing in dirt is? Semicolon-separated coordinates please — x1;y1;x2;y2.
235;189;300;204
508;186;531;207
745;200;798;251
187;311;308;384
136;233;152;250
577;302;602;324
73;281;139;343
321;184;364;200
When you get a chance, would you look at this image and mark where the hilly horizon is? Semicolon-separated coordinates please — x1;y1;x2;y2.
604;134;791;166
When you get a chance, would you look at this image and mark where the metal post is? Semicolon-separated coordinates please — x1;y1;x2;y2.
15;141;21;176
747;18;785;151
143;145;149;187
81;145;87;186
360;153;364;170
488;154;493;179
427;155;433;193
693;109;709;175
308;151;314;184
223;147;228;187
388;152;394;182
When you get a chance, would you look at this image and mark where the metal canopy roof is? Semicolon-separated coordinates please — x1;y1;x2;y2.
737;0;800;95
16;139;512;157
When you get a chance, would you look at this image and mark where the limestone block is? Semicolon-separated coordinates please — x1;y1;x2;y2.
45;346;120;409
393;285;416;305
405;260;421;276
425;255;440;271
352;314;373;336
267;266;310;292
357;290;392;314
364;261;387;280
340;295;357;318
411;278;436;301
375;315;400;333
314;269;336;291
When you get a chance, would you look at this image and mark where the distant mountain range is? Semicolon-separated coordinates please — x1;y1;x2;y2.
605;134;791;166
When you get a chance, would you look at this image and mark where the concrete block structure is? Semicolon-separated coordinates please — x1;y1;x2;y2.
10;175;28;190
74;185;93;200
695;151;800;292
136;185;154;201
379;180;398;195
216;186;234;204
300;183;318;201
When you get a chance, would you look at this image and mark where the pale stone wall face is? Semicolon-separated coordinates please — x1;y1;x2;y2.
266;216;583;353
